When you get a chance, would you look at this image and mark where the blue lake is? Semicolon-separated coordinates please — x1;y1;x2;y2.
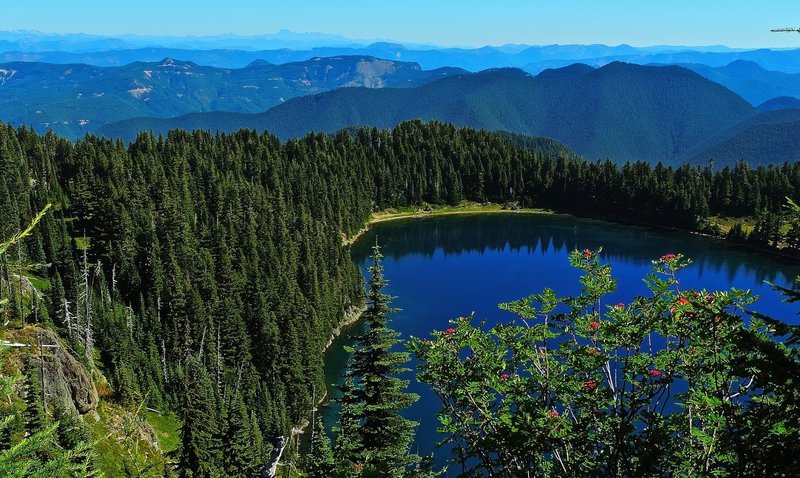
319;213;800;473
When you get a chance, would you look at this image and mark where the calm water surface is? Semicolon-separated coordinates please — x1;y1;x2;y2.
319;214;800;473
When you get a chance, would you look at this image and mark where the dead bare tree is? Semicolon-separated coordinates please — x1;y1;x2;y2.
78;246;93;363
61;298;74;338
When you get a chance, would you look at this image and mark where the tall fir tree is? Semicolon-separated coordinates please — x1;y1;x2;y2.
21;357;47;437
335;242;421;477
305;416;334;478
332;372;362;476
177;356;221;478
220;393;257;478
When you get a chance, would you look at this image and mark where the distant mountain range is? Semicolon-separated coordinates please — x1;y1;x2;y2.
5;42;800;106
677;61;800;105
99;62;771;165
0;56;463;138
0;30;384;52
2;40;786;73
522;49;800;75
3;37;800;166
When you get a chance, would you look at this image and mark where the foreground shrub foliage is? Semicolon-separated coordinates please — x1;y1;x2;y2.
410;250;800;477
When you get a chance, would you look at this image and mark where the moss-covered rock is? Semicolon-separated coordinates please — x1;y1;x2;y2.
6;326;98;415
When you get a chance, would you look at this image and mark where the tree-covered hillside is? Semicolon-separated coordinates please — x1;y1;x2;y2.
99;63;756;164
682;109;800;167
758;96;800;112
539;60;800;106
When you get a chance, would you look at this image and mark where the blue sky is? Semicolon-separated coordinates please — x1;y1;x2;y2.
6;0;800;47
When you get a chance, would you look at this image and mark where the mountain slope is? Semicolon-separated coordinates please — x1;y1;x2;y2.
682;109;800;166
523;49;800;75
100;62;756;164
758;96;800;112
678;60;800;105
535;63;595;79
0;56;463;139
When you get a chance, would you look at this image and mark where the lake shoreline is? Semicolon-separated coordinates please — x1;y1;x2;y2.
294;303;366;437
343;203;560;247
343;202;800;265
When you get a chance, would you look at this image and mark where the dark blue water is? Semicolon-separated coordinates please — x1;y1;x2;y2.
320;214;800;473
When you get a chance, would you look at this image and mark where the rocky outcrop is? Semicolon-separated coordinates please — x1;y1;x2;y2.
11;327;99;415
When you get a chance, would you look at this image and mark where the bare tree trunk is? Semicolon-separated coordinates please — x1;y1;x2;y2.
38;332;47;414
82;247;93;364
197;325;207;362
62;298;74;338
160;339;168;383
17;244;23;324
263;437;287;478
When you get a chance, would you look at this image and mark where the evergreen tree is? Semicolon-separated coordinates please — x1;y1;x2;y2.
332;372;361;475
750;211;782;247
21;358;47;437
177;356;220;478
305;416;334;478
726;222;749;243
52;405;98;475
220;393;257;478
338;242;421;477
784;198;800;252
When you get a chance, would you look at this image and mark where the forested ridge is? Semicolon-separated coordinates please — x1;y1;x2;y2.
98;63;759;166
2;119;800;475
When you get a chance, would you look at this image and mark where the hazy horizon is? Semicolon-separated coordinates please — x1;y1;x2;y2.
3;1;800;49
0;29;793;52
